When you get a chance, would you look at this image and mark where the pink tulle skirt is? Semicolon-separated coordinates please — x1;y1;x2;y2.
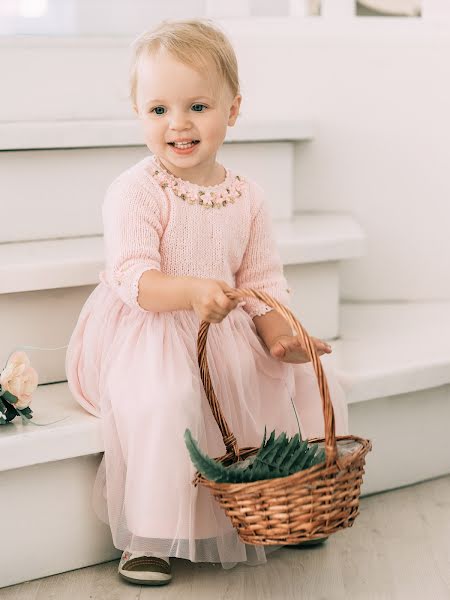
66;282;349;569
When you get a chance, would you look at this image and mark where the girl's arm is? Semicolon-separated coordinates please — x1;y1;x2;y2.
137;270;239;322
235;183;331;363
252;309;293;349
234;183;292;326
137;270;193;312
102;177;163;312
253;309;331;362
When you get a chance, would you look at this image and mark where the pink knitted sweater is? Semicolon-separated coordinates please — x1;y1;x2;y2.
99;155;291;318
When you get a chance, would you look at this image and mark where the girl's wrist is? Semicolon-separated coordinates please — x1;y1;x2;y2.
266;333;288;349
182;276;197;310
253;310;293;350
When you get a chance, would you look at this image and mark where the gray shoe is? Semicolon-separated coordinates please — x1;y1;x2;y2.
290;536;329;547
118;550;172;585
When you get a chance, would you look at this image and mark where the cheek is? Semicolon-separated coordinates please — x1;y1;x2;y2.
202;114;227;141
141;118;165;143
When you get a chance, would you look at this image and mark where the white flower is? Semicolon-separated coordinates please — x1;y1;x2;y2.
0;351;39;409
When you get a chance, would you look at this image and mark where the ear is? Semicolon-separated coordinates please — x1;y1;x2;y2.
228;94;242;127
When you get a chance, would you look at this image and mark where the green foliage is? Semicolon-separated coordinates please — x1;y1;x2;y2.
0;394;33;425
2;391;18;405
0;395;19;423
184;427;325;484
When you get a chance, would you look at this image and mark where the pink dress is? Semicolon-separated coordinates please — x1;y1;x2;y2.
66;154;349;569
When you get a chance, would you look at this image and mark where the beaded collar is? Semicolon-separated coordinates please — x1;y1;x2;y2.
150;156;245;209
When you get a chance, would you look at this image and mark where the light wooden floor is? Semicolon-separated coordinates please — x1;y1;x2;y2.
2;475;449;600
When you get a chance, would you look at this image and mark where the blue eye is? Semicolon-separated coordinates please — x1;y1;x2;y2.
151;106;166;115
191;104;207;112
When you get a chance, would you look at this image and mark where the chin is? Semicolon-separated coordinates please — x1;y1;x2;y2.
168;152;204;165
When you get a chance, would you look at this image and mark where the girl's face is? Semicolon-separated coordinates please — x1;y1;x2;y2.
134;49;241;180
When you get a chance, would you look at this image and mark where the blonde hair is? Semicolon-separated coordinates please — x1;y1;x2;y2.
129;19;240;109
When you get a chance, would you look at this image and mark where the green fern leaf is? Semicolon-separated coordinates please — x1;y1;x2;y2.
294;448;317;472
184;429;228;482
309;447;326;466
261;431;288;465
276;441;321;476
248;462;270;482
185;427;329;485
257;429;276;461
279;446;306;473
260;426;267;449
277;432;302;463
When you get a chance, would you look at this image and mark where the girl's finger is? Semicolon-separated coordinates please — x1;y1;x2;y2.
207;310;227;322
217;295;239;312
312;337;331;349
293;336;306;350
271;341;286;358
299;337;327;356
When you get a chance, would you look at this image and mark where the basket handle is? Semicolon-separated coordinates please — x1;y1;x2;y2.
197;288;338;466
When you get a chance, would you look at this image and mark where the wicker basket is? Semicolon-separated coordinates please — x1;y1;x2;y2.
194;288;372;546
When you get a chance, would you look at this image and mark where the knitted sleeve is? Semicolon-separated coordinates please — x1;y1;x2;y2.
101;176;163;312
235;182;291;318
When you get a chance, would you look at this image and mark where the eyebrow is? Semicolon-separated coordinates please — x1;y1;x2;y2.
145;96;214;106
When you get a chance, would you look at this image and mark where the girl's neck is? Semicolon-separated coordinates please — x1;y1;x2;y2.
155;156;226;187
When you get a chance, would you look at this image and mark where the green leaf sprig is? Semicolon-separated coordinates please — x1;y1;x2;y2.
185;427;325;484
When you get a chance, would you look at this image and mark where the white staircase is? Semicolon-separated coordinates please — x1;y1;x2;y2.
1;114;449;589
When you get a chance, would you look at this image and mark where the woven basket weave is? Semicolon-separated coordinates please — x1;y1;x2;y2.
194;288;372;546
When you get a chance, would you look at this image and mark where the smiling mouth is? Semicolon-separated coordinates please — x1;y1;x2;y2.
168;140;200;149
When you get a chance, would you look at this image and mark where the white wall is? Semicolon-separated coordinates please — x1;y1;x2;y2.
227;20;450;303
1;19;449;303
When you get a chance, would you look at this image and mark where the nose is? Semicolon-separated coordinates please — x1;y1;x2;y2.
169;109;191;131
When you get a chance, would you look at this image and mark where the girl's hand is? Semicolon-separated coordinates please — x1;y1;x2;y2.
269;335;332;364
188;278;240;323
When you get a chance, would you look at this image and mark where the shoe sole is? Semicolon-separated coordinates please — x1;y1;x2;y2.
118;569;172;585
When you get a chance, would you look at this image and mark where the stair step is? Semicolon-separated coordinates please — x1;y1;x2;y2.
0;382;101;473
276;213;365;265
0;118;314;150
333;301;450;403
333;300;450;497
0;214;365;294
2;143;299;241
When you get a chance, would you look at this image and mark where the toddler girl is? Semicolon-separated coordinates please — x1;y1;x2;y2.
66;19;349;586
